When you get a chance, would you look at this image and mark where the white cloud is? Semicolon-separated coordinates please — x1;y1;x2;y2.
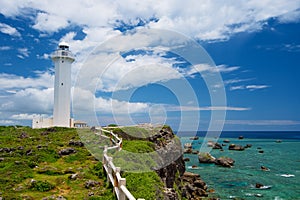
230;84;270;91
33;12;70;33
1;0;299;42
246;85;270;91
278;9;300;23
0;71;54;90
0;46;11;50
0;22;21;37
185;64;240;76
166;105;250;112
11;113;49;120
0;120;15;125
17;48;30;58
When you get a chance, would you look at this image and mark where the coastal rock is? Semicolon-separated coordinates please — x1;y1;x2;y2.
223;139;230;143
212;143;222;150
184;143;192;149
164;188;178;200
189;136;199;140
261;166;270;171
258;150;264;153
192;150;199;154
183;157;190;162
184;148;192;154
149;125;208;199
228;144;245;151
215;157;235;168
245;144;252;148
198;152;216;163
238;136;244;139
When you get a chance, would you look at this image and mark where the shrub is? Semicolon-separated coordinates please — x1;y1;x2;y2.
30;180;54;192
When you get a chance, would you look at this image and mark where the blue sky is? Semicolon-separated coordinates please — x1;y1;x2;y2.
0;1;299;131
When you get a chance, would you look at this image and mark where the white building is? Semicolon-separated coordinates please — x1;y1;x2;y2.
32;42;86;128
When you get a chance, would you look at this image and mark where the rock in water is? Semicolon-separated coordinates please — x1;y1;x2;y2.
228;144;245;151
198;152;216;163
215;157;235;168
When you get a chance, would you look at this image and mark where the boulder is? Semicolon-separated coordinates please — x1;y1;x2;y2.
59;148;76;156
85;180;99;189
215;157;235;168
212;143;222;150
223;139;230;143
198;152;216;163
183;157;190;162
238;135;244;139
189;136;199;140
69;140;84;147
19;132;28;139
245;144;252;148
228;144;245;151
68;173;78;180
184;148;193;154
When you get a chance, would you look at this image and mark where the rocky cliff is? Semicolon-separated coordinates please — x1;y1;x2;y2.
115;125;209;200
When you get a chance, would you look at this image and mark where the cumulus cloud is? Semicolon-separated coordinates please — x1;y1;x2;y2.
33;12;70;33
0;71;54;90
1;0;299;41
0;22;21;37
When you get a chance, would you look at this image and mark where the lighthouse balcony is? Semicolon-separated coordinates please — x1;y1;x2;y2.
51;50;75;60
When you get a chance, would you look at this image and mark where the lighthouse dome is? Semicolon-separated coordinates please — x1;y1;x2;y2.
58;41;69;50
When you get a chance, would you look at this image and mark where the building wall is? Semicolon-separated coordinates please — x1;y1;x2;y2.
32;117;53;129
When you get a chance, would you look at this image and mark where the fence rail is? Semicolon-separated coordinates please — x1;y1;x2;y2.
97;127;144;200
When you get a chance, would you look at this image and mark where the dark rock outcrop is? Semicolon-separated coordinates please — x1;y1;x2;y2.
181;172;208;199
147;125;208;199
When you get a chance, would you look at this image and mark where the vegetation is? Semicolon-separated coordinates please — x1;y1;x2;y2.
0;125;165;199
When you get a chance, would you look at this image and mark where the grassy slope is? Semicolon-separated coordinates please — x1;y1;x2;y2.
0;126;164;199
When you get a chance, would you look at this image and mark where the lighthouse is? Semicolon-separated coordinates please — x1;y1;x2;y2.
52;42;74;127
33;42;87;128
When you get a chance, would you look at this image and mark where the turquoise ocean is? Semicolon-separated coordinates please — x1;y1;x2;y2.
179;131;300;200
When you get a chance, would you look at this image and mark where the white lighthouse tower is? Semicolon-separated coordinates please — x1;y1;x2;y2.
51;42;74;127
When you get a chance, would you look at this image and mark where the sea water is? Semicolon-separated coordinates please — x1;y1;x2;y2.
179;132;300;200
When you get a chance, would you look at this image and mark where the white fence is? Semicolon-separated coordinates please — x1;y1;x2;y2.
98;128;144;200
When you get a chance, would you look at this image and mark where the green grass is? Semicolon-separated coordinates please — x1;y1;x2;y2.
0;126;166;199
123;171;164;200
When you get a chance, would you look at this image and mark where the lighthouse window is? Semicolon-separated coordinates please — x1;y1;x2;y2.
62;60;64;63
61;83;63;86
